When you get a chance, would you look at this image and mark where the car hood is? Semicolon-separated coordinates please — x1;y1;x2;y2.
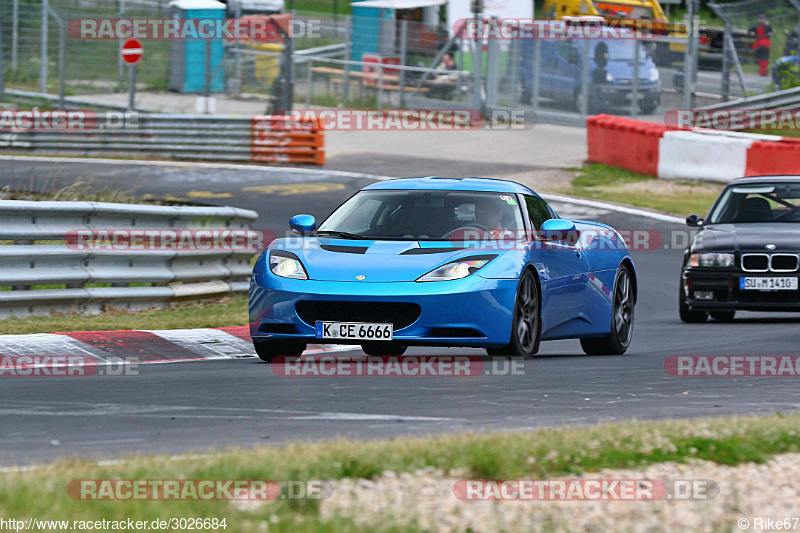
691;223;800;253
271;238;500;282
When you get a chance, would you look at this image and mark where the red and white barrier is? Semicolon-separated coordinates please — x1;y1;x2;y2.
587;114;800;182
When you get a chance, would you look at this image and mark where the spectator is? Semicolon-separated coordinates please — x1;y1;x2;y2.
749;14;774;76
430;52;460;99
784;29;799;56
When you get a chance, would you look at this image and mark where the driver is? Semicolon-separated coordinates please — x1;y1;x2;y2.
474;196;510;239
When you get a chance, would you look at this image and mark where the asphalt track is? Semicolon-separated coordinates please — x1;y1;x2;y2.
1;157;799;466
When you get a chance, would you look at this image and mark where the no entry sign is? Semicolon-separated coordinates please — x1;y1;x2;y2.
121;38;143;65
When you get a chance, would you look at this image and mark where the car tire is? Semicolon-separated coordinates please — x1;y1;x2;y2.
710;311;736;322
361;343;408;356
581;264;635;355
639;101;659;114
486;269;541;358
678;282;708;323
253;341;305;363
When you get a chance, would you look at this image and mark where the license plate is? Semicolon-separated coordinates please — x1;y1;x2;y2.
740;277;799;290
315;321;393;341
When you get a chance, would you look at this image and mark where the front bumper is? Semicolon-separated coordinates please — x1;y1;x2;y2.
249;273;519;347
682;268;800;312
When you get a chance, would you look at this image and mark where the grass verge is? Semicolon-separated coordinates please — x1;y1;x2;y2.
560;163;723;217
0;295;248;335
2;412;799;532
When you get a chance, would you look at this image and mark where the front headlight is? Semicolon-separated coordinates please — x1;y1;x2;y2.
270;251;308;279
605;71;614;83
688;252;735;268
649;66;660;82
416;255;496;282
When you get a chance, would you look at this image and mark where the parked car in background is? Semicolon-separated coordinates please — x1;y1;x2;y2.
520;34;662;114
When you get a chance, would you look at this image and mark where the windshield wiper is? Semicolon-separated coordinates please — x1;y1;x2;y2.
315;230;367;240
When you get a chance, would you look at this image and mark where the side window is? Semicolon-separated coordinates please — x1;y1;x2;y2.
524;195;551;230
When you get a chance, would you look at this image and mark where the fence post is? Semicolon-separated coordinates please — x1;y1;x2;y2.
12;0;18;72
343;15;351;103
485;19;499;109
399;19;407;108
682;2;698;110
580;39;590;117
471;19;483;112
721;22;731;102
58;23;65;108
118;0;126;89
532;37;541;111
306;59;312;108
631;37;639;117
509;38;519;107
0;13;4;102
40;0;48;93
234;0;242;97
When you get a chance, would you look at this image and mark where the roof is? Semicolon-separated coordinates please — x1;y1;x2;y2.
351;0;446;9
727;175;800;186
363;177;537;195
168;0;226;10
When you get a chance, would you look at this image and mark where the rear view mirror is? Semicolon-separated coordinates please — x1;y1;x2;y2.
290;214;316;235
541;218;580;243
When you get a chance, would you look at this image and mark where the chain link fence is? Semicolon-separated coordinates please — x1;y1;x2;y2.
2;3;800;123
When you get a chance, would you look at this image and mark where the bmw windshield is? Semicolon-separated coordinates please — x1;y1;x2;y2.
316;190;526;241
707;183;800;224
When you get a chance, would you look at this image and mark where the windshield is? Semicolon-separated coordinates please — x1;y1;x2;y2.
707;183;800;224
593;40;648;61
317;190;525;241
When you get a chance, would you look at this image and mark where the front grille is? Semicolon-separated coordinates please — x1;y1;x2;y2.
771;254;800;272
741;253;799;273
259;323;298;334
295;301;421;330
742;254;769;272
737;290;800;303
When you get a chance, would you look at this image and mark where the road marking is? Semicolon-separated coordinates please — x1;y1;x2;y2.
242;183;345;195
0;155;387;180
187;191;233;198
540;193;685;224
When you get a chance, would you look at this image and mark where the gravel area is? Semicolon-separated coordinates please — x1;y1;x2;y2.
319;453;800;532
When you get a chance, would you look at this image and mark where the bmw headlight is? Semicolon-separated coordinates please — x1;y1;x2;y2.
649;66;660;82
270;251;308;279
688;252;735;268
417;255;496;282
606;71;614;83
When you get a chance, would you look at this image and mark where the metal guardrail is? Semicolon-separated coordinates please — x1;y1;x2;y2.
0;200;259;319
698;86;800;111
0;114;326;165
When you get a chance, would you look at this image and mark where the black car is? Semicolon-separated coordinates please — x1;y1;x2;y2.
680;176;800;323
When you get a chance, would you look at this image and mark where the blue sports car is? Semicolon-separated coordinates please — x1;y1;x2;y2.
249;177;636;360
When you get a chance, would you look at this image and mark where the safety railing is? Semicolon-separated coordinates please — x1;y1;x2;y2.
0;200;259;318
0;113;326;165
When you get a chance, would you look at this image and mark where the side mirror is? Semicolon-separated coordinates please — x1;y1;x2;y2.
289;214;316;236
685;214;704;227
541;218;579;243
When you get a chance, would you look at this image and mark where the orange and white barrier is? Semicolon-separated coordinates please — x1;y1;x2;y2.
587;114;800;182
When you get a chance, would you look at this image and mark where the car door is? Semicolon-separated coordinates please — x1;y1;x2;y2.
523;195;588;335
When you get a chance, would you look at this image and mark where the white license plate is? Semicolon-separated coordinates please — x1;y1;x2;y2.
315;321;393;341
740;277;799;291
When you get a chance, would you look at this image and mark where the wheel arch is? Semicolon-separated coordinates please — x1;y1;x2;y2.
620;257;637;304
